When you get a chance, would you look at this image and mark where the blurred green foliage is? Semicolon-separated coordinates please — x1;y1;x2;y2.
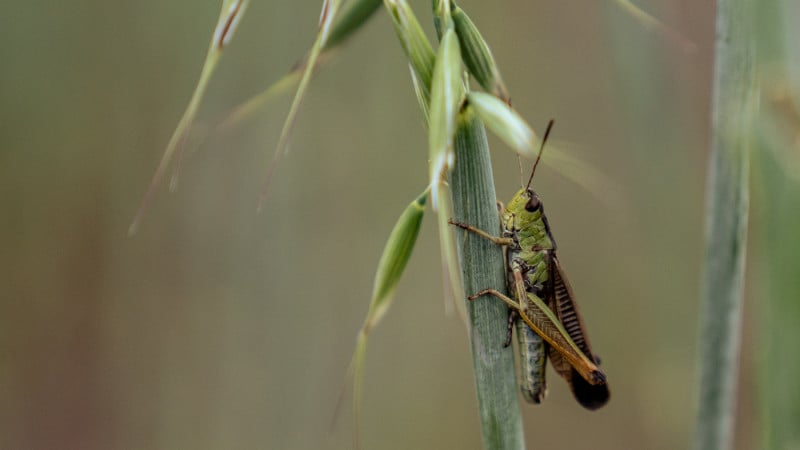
755;2;800;449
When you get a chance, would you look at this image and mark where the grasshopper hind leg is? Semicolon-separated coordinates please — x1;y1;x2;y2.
504;309;518;348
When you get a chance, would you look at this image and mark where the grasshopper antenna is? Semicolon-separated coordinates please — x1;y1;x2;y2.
517;154;524;188
525;119;555;190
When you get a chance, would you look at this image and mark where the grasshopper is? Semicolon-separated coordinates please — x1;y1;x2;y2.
450;120;610;410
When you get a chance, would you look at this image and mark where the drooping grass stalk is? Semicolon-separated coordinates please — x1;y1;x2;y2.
257;0;343;210
208;0;385;137
693;0;755;448
450;107;525;450
129;0;249;235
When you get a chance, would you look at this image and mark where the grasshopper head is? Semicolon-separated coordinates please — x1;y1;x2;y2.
504;188;544;229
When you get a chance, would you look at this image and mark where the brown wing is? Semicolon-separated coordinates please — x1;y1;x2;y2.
547;255;610;410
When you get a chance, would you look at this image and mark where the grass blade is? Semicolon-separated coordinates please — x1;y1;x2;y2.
451;105;525;450
693;0;755;448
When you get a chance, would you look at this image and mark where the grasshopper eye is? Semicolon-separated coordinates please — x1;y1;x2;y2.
525;192;540;212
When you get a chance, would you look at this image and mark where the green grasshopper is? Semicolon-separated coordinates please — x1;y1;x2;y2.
450;120;610;410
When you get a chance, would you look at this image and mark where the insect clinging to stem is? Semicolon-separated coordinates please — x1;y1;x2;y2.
450;119;610;409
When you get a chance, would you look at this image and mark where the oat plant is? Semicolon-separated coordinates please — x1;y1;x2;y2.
131;1;674;449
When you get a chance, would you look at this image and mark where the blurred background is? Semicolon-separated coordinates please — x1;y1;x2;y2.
1;1;798;449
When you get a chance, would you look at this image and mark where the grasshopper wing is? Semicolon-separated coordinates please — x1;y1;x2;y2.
547;256;610;410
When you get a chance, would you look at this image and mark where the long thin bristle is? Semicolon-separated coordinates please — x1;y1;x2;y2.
525;119;555;190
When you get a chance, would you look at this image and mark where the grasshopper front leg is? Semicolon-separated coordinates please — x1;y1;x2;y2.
451;216;525;347
448;219;514;247
449;217;517;346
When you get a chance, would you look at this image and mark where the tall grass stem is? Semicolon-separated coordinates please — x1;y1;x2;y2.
450;109;525;450
693;0;755;448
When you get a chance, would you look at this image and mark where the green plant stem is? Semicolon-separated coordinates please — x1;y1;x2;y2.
756;134;800;450
754;2;800;448
450;109;525;450
693;0;754;448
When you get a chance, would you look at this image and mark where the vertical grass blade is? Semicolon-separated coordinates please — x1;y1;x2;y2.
754;2;800;447
756;120;800;450
693;0;755;448
450;107;525;450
